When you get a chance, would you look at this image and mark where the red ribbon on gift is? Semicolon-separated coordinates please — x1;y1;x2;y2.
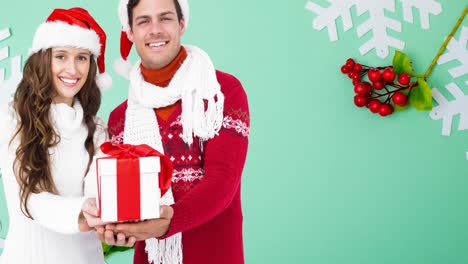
97;142;173;221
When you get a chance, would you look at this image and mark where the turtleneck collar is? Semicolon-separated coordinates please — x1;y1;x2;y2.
140;46;188;87
49;99;84;136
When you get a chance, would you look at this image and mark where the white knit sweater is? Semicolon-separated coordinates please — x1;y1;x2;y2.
0;101;106;264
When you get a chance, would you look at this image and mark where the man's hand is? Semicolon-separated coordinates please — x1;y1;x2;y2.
96;224;137;247
104;205;174;242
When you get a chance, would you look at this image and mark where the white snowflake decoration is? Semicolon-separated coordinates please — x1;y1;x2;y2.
401;0;442;29
430;24;468;138
355;1;404;59
305;0;442;59
437;26;468;78
0;238;4;249
0;27;23;104
430;82;468;136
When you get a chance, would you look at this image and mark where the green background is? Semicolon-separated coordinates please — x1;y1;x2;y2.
1;0;468;263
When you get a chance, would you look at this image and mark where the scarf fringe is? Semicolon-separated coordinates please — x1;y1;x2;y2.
145;188;183;264
145;233;183;264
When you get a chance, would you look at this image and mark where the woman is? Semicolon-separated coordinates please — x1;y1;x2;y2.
0;7;111;264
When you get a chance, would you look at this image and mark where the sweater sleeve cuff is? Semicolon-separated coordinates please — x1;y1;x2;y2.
28;193;87;234
160;202;192;238
63;196;88;233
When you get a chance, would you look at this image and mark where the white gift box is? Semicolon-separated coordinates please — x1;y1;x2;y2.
96;156;161;222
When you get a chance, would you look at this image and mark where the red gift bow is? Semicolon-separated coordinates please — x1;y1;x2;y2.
100;142;173;196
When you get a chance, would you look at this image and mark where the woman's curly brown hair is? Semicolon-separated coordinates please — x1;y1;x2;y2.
11;48;101;219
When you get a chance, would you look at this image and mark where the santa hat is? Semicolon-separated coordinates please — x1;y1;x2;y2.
30;7;112;90
114;0;189;79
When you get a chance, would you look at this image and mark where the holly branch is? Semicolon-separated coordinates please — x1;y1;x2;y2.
341;5;468;117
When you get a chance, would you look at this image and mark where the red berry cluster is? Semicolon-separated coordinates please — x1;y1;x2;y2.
341;58;414;117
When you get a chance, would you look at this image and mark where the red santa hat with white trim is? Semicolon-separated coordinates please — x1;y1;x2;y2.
114;0;189;79
30;7;112;90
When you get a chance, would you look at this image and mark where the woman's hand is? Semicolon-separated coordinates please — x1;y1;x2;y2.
79;197;107;231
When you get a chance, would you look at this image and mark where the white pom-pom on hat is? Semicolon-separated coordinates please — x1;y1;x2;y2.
96;72;113;90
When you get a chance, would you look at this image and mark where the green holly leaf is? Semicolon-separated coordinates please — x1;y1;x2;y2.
409;78;432;111
392;51;415;76
102;243;113;256
394;103;409;111
102;243;133;258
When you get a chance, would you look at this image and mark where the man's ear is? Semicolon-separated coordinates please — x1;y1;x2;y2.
127;29;134;43
179;18;186;36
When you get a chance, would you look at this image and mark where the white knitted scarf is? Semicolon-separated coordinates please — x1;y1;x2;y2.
123;45;224;264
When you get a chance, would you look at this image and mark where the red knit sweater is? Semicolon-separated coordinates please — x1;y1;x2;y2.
107;48;250;264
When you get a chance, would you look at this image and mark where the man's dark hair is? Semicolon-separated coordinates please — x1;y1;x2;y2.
127;0;183;28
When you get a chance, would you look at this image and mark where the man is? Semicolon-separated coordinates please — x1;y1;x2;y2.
96;0;250;263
